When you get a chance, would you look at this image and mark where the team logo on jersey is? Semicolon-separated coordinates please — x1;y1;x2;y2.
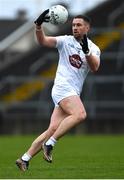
69;54;83;69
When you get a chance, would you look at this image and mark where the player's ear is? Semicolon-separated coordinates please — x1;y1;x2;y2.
86;24;90;32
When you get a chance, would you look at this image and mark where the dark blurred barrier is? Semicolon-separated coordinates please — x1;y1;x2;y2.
0;73;124;134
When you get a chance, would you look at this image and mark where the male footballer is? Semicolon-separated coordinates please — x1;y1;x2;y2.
16;9;100;171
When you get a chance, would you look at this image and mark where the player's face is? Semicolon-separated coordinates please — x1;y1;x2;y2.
72;18;90;39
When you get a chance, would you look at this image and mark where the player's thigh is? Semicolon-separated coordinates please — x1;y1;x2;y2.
59;95;86;115
48;106;68;129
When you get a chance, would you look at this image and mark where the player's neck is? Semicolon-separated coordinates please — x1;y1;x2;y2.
74;36;82;43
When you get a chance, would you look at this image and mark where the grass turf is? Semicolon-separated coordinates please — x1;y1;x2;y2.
0;135;124;179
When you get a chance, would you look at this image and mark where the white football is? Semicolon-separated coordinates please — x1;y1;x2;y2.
49;5;68;25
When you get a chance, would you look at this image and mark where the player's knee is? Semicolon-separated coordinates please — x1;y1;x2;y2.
77;110;87;122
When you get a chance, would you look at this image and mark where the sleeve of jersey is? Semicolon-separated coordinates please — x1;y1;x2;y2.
55;35;67;49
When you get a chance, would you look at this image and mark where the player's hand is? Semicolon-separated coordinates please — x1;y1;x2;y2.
34;9;50;26
80;34;90;55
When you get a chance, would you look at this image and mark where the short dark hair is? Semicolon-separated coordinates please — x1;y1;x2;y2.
74;15;91;25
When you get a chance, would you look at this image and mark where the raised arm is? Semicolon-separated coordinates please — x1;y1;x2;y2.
34;9;57;48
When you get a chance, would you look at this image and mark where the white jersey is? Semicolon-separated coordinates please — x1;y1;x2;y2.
53;35;100;95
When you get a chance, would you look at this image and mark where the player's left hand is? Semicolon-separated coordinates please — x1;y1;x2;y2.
80;34;90;55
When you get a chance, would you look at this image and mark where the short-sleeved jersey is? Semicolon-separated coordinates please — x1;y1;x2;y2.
54;35;100;95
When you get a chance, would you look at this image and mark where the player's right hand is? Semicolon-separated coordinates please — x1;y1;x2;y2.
34;9;50;26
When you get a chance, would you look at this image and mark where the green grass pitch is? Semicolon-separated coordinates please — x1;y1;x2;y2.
0;135;124;179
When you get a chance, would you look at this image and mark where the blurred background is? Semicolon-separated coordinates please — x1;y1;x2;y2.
0;0;124;135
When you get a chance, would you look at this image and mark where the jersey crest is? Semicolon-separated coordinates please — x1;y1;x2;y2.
69;54;83;69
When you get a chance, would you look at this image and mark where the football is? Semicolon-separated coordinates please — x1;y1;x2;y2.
49;5;68;25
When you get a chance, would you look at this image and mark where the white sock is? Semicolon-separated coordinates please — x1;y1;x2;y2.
21;153;32;162
45;137;57;146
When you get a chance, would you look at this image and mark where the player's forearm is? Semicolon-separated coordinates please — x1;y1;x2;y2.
35;25;47;45
35;25;56;47
86;55;100;72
